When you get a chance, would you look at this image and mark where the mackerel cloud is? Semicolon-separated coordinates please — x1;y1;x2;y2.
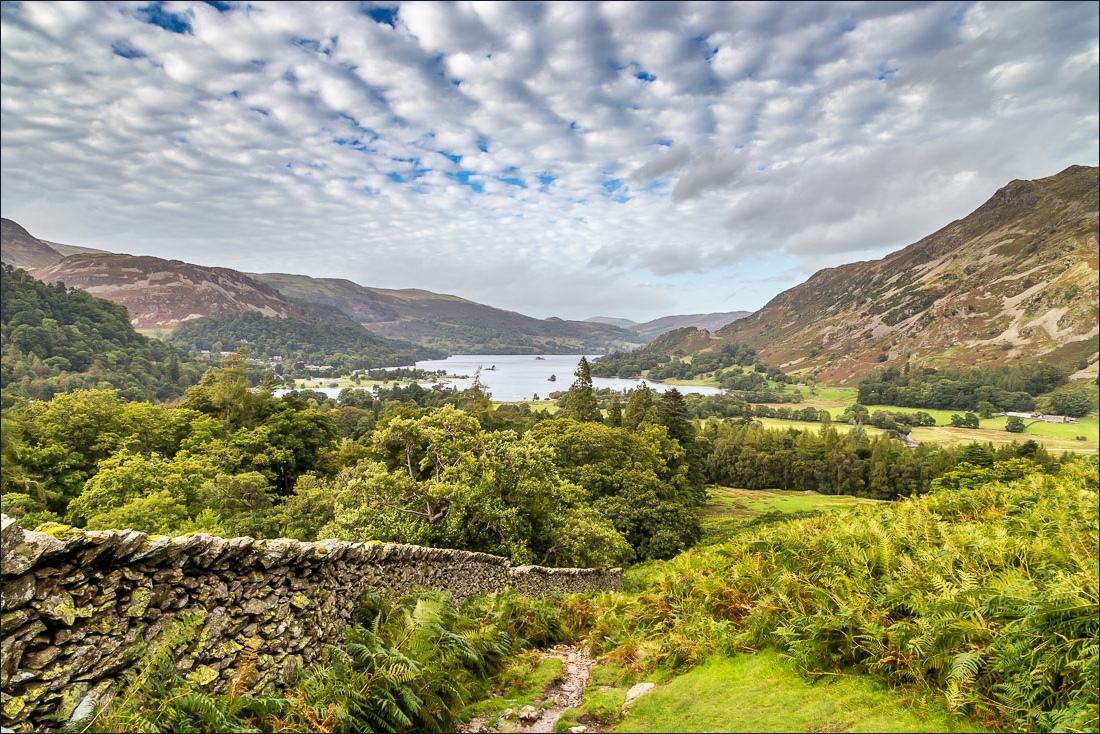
1;1;1097;320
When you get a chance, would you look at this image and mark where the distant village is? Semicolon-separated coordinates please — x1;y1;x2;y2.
1003;412;1079;424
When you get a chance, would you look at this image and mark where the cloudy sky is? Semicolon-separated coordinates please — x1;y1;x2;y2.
2;1;1097;322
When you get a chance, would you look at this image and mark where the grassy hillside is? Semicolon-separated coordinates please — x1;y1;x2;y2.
646;166;1100;383
558;457;1098;733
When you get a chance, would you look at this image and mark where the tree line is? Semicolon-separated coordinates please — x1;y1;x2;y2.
856;362;1097;416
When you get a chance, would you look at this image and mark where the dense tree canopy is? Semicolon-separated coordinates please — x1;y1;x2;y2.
168;303;441;372
857;363;1072;413
0;265;203;401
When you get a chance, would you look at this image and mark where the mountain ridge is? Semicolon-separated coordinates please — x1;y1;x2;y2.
30;253;303;329
249;271;643;354
659;164;1099;381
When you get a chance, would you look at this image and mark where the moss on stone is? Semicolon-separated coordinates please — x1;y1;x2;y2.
188;664;219;686
32;522;74;539
125;587;152;617
2;694;26;718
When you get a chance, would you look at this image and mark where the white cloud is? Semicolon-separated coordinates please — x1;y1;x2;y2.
1;0;1096;322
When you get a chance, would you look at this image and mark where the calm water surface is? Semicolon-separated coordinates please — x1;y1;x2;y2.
280;354;725;402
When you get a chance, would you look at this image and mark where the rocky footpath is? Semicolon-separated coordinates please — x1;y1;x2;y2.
0;516;621;732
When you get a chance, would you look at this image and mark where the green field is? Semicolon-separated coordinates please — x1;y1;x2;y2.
607;651;986;733
696;485;882;545
753;417;887;436
750;388;1099;453
906;419;1098;453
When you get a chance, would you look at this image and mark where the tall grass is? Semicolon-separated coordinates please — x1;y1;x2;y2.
567;458;1099;731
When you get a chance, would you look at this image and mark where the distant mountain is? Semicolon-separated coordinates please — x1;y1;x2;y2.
2;218;645;355
251;272;643;355
631;312;752;340
585;316;638;329
655;165;1099;382
42;241;109;258
31;253;303;329
0;218;65;270
585;312;752;340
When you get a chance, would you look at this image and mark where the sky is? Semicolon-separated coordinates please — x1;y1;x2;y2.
1;1;1097;323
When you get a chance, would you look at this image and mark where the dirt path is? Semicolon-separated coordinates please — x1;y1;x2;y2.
519;644;594;733
463;644;596;733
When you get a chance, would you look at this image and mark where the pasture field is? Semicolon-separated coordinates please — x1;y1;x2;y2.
907;421;1098;453
752;417;886;436
697;485;882;545
608;651;986;733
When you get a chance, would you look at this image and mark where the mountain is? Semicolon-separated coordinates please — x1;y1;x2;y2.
585;316;638;329
250;272;643;355
0;218;65;270
585;311;752;340
31;253;303;329
2;220;645;354
656;165;1099;382
167;301;441;370
1;264;204;401
631;312;752;340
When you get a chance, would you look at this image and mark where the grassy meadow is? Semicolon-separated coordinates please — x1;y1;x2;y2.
609;651;986;733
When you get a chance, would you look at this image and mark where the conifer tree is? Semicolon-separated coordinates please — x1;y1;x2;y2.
562;357;601;422
623;382;658;430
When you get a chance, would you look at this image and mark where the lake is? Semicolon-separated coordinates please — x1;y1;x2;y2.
278;354;726;402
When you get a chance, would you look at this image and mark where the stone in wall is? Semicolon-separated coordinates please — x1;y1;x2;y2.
0;515;621;732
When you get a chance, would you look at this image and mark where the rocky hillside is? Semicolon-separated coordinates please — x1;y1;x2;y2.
251;272;643;354
0;218;64;270
32;253;302;329
664;165;1099;382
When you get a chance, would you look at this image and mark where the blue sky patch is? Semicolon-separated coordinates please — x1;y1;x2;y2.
498;167;526;188
364;5;398;28
438;149;462;164
136;3;192;34
111;41;145;59
390;157;428;181
601;178;630;203
333;137;370;152
204;1;232;12
692;34;719;62
446;170;484;193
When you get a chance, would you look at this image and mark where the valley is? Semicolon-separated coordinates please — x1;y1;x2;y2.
1;167;1097;734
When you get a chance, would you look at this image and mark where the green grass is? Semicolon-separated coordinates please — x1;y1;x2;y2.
696;486;882;545
612;651;988;733
459;654;564;729
754;392;1099;452
553;685;629;732
753;417;887;436
983;414;1099;440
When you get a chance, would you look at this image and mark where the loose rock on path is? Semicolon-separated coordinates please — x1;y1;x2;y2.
462;644;596;733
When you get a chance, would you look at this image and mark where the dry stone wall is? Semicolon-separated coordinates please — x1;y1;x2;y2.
0;515;621;732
